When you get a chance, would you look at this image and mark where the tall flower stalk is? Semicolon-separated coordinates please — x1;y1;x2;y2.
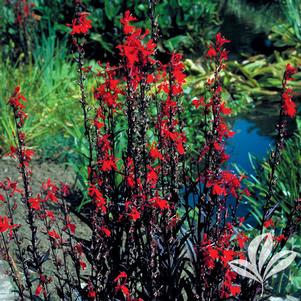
6;87;50;300
261;64;297;226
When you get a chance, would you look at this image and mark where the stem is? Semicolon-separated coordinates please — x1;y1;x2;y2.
5;192;33;299
260;76;287;231
77;40;93;182
11;107;49;300
1;233;25;300
40;202;66;300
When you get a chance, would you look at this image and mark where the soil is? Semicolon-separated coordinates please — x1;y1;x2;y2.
0;158;77;193
0;158;90;300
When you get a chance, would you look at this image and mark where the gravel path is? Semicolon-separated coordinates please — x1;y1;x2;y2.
0;158;76;194
0;261;15;300
0;158;78;300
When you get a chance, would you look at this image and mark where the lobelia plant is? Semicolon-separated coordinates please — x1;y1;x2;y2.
235;63;299;301
0;3;299;301
261;63;298;227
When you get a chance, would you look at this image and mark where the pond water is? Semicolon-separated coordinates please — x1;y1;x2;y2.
226;102;297;220
226;102;296;174
226;108;275;220
184;102;296;215
227;117;272;173
227;112;274;174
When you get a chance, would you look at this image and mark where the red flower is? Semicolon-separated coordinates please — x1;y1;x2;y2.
208;247;219;260
149;144;163;161
116;13;156;70
0;194;5;202
229;285;241;296
101;226;111;237
45;190;58;203
35;284;43;296
207;45;217;58
45;210;55;221
213;141;222;151
60;182;70;197
237;233;248;248
176;141;185;155
220;49;229;62
68;13;92;35
212;184;226;196
146;74;155;83
9;86;27;110
48;229;60;240
88;186;107;213
128;207;140;221
94;119;104;129
101;156;117;172
120;10;138;34
263;219;274;228
216;33;231;49
42;178;58;192
80;260;87;271
66;223;76;234
114;271;128;282
23;149;34;163
282;88;296;118
28;197;41;211
149;197;169;210
275;234;286;242
88;290;96;298
9;145;17;157
285;64;297;81
221;249;236;266
243;188;251;197
115;284;130;297
147;166;159;188
173;71;186;86
220;102;232;115
120;45;139;65
0;216;18;233
192;97;205;109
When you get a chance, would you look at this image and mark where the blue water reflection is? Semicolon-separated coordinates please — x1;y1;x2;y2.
226;118;273;174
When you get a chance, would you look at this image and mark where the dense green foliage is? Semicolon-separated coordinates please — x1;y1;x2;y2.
238;118;301;298
0;37;77;154
245;118;301;226
0;0;221;61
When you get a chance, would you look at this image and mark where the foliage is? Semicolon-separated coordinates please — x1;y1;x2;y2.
270;24;301;50
223;0;283;33
0;0;221;61
280;0;301;42
0;32;93;157
239;117;301;297
244;118;301;225
185;50;301;116
268;0;301;55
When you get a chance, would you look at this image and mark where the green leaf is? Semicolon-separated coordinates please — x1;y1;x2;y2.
90;33;114;53
104;0;120;21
